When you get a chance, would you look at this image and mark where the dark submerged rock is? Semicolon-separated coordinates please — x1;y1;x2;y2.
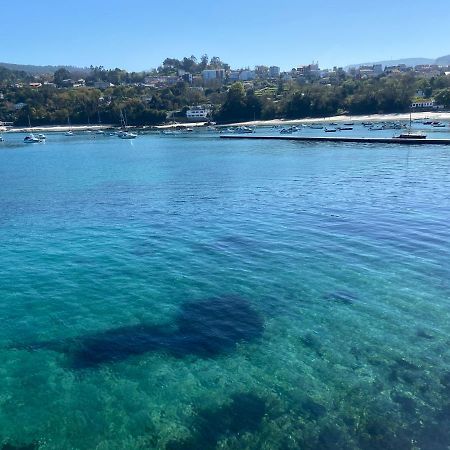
166;393;267;450
173;296;264;358
416;329;434;340
301;398;327;420
392;393;416;414
2;443;39;450
300;333;323;356
18;295;264;369
317;424;348;450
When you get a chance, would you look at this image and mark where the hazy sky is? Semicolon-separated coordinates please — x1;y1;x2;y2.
2;0;449;71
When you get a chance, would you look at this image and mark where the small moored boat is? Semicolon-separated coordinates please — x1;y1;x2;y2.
118;131;137;139
24;133;42;143
394;132;427;139
234;126;254;133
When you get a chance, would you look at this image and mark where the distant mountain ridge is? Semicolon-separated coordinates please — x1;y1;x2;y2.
2;54;450;75
0;62;89;75
347;54;450;69
435;55;450;65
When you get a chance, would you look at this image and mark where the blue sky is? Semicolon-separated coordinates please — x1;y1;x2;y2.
2;0;449;71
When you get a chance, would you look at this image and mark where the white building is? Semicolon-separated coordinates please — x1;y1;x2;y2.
411;99;443;109
269;66;280;78
239;70;256;81
186;105;211;121
202;69;225;82
229;71;240;81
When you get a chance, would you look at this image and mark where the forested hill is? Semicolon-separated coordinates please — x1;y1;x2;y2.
0;62;88;75
348;54;450;69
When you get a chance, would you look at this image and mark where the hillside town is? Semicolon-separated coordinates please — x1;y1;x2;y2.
1;55;450;126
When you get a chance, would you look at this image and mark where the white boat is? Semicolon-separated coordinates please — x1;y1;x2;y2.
37;134;46;140
309;124;323;129
65;116;73;136
117;109;137;139
118;131;137;139
324;127;337;133
96;130;105;134
24;116;42;143
0;136;4;142
235;126;254;133
24;133;42;143
280;126;298;134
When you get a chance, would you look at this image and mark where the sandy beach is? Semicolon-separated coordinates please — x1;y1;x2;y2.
224;111;450;128
155;122;209;129
5;124;114;133
2;112;449;133
4;123;207;132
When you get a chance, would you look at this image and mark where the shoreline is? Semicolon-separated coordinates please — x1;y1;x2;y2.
2;111;449;133
5;122;207;132
5;124;114;133
223;111;450;128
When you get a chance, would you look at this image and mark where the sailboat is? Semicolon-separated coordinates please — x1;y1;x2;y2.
24;115;43;143
65;116;74;136
394;110;426;139
117;109;137;139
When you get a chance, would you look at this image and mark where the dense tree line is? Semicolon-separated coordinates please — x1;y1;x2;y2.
0;67;33;85
217;74;450;123
3;85;165;126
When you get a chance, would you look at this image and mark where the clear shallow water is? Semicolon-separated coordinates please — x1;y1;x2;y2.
0;132;449;449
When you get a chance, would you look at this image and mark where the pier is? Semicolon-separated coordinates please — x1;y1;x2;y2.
220;135;450;145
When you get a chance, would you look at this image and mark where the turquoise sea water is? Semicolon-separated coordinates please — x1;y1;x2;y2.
0;129;449;449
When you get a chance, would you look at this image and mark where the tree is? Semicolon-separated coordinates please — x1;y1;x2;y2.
53;68;72;86
199;54;209;71
217;83;262;123
435;88;450;108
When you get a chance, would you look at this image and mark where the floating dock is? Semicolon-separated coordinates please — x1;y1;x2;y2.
220;135;450;145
